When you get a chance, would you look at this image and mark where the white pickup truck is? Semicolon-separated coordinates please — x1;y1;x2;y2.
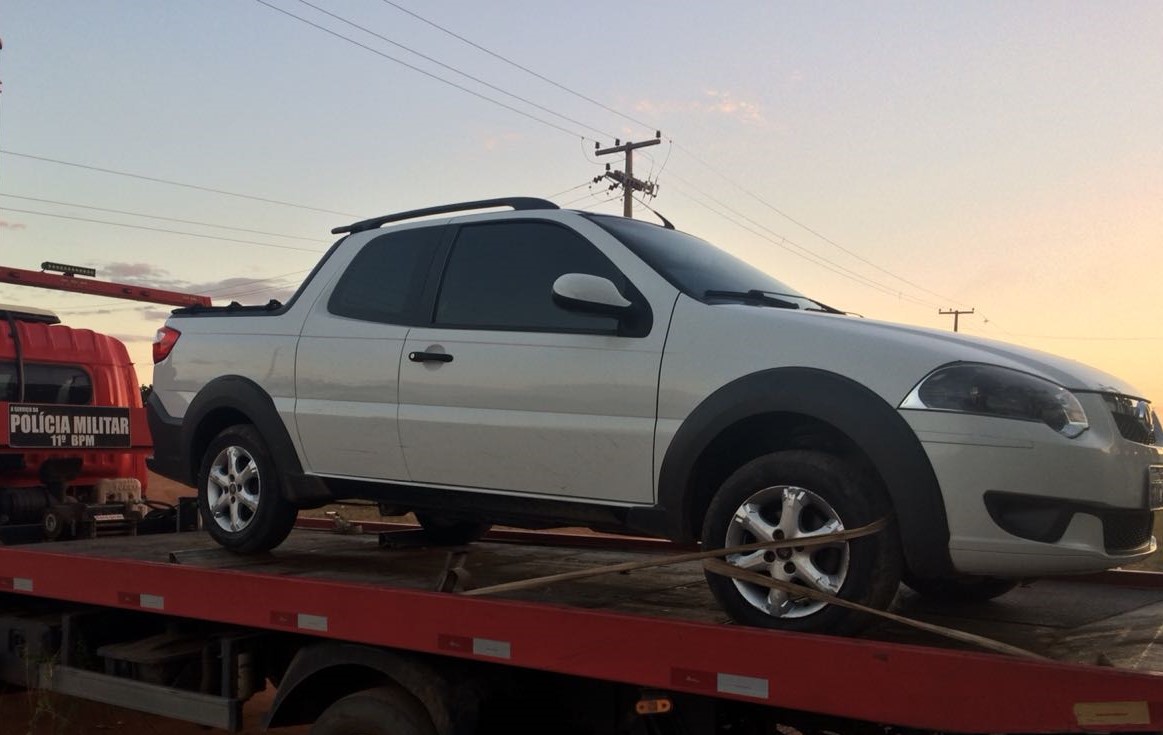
147;197;1163;632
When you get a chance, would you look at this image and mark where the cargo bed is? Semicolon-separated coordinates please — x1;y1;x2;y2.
2;520;1163;732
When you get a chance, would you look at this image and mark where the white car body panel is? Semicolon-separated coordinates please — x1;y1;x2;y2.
398;328;663;502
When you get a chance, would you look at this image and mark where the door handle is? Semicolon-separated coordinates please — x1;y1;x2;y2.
409;351;453;363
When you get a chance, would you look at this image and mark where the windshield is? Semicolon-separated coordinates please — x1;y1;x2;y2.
585;214;805;301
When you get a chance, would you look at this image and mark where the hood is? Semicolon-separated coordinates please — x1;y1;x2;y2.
816;312;1146;398
697;301;1149;401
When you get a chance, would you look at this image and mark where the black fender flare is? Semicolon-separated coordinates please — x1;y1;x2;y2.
180;376;330;505
657;367;953;578
264;642;466;734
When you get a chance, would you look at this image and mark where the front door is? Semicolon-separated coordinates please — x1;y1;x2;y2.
398;217;675;504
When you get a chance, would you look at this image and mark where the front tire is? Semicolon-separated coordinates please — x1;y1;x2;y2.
701;450;902;634
198;425;297;553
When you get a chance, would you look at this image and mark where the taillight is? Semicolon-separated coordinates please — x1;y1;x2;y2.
153;326;181;363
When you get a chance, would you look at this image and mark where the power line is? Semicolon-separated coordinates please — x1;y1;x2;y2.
546;181;595;200
671;143;967;308
9;10;969;322
204;269;310;295
560;187;610;208
0;193;321;241
0;206;325;253
560;192;623;210
253;0;589;141
0;150;357;217
291;0;615;140
267;0;970;315
378;0;659;135
663;176;940;308
961;327;1163;342
372;2;961;310
646;138;674;190
667;182;919;305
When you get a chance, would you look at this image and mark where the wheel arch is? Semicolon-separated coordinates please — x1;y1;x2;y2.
658;367;953;578
181;376;304;489
263;642;461;734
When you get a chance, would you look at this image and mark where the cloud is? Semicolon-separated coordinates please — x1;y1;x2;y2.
0;220;27;230
187;278;299;306
635;91;765;125
96;262;192;293
141;308;175;321
483;132;522;151
700;90;765;123
104;262;168;279
83;261;302;308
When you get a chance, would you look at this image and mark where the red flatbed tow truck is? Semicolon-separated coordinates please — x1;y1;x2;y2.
1;518;1162;734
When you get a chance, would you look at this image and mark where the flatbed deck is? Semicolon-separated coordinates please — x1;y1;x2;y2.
3;523;1163;732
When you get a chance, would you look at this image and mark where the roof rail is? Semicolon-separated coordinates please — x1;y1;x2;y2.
332;197;559;235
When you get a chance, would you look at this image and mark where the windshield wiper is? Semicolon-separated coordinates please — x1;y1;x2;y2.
703;289;846;315
703;289;797;308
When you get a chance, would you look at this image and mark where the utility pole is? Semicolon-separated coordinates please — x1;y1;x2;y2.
939;308;974;332
594;133;661;218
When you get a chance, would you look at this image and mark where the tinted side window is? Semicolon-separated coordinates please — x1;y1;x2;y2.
328;227;440;323
435;222;625;333
0;362;92;404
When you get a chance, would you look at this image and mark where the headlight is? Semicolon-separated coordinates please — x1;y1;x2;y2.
901;364;1089;438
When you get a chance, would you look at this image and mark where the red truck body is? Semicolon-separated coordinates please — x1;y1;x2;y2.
0;309;151;538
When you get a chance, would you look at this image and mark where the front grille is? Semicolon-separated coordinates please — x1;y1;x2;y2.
1104;394;1157;445
1102;510;1154;553
1113;412;1155;444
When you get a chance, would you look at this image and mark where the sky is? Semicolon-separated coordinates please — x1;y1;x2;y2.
1;1;1161;402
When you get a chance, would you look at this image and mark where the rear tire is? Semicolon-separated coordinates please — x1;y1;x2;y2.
701;450;902;634
415;512;490;546
310;685;436;735
197;425;297;553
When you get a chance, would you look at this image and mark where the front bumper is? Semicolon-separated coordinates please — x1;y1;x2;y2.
903;393;1161;576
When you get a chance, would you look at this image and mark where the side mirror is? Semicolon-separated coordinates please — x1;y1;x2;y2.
552;273;632;316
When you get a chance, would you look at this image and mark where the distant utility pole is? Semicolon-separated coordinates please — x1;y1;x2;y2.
939;308;974;332
594;133;662;218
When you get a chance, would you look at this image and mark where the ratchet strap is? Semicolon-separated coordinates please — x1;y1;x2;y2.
461;516;1046;660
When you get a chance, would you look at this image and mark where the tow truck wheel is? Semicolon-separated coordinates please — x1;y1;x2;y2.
310;685;436;735
42;509;67;541
198;425;297;553
701;450;902;634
